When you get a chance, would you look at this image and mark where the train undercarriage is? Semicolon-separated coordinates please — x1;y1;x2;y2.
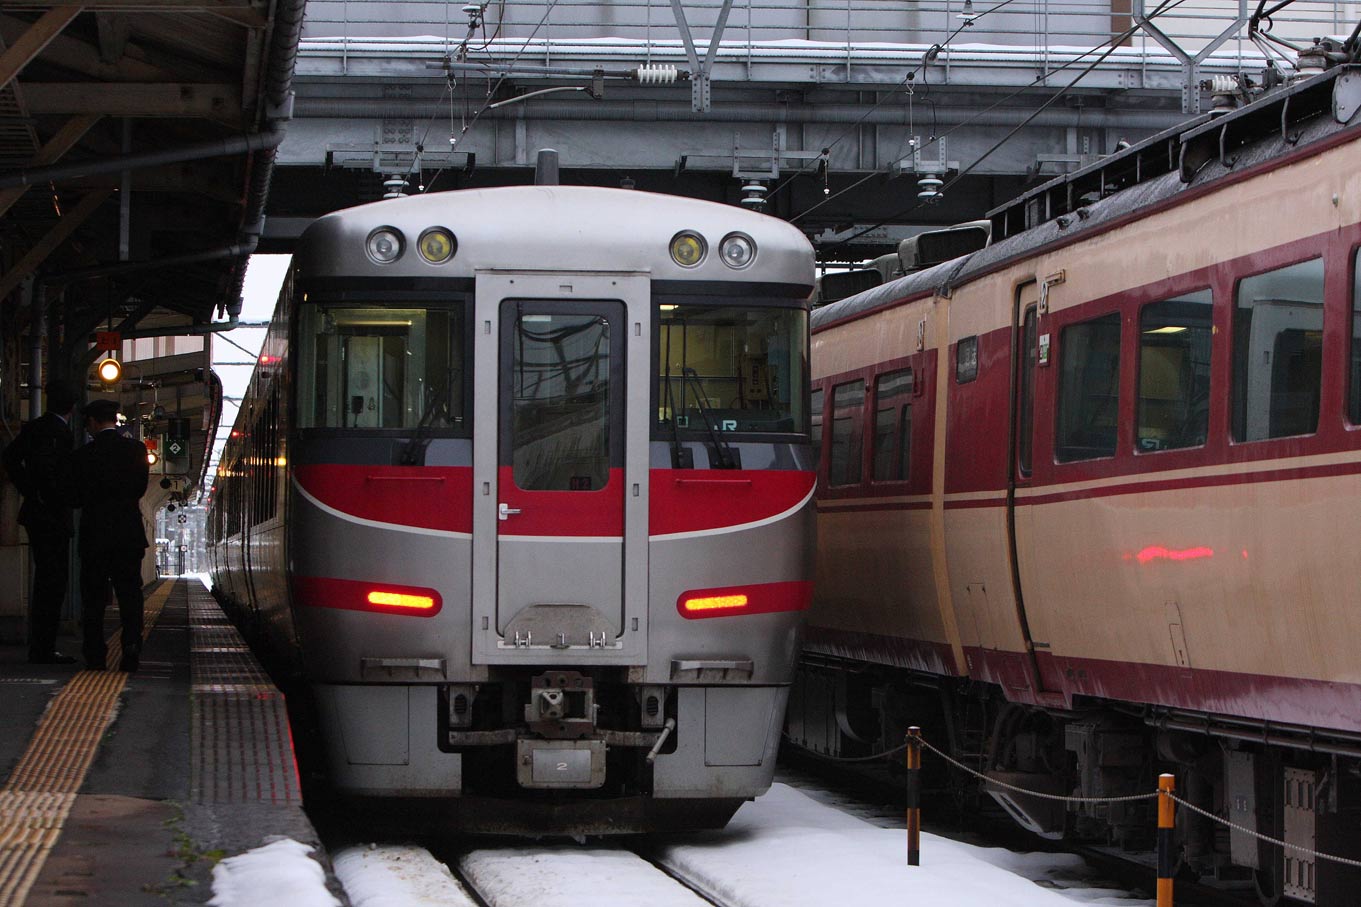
787;658;1361;906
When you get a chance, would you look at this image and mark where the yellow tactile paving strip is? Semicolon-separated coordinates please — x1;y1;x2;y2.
0;580;173;907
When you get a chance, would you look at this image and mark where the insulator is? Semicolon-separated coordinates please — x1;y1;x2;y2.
740;179;768;209
635;64;679;84
1209;75;1237;93
382;176;409;199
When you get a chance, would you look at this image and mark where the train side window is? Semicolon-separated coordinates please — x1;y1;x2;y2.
828;380;865;486
872;370;912;482
297;303;467;431
1350;249;1361;425
810;387;824;468
1232;258;1324;441
1056;312;1121;462
1137;289;1212;452
956;336;978;383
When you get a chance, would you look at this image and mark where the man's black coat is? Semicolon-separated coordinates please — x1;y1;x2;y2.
72;429;149;555
2;412;75;537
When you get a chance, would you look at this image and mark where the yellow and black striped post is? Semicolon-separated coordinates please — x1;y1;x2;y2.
906;726;922;866
1157;773;1176;907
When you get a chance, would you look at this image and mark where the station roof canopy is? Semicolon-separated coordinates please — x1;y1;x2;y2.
0;0;303;334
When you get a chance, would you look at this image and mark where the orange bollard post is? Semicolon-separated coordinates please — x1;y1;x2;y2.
906;726;922;866
1157;773;1176;907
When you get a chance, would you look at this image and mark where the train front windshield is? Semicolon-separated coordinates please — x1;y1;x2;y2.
297;303;467;431
656;303;808;436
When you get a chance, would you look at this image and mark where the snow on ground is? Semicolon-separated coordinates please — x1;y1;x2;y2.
334;844;478;907
208;838;339;907
460;845;711;907
654;783;1154;907
321;782;1153;907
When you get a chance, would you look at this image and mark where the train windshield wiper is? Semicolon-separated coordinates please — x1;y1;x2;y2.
399;370;454;466
682;367;738;469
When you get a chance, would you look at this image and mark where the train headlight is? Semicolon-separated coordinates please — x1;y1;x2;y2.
417;228;456;264
719;232;756;269
366;227;404;264
669;231;706;268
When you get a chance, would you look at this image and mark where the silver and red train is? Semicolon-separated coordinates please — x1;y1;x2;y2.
793;61;1361;904
207;185;816;833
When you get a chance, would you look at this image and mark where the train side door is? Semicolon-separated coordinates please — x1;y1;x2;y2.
1005;282;1053;695
471;273;649;666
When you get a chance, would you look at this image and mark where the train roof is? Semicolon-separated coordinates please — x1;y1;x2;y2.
813;64;1361;332
294;185;815;293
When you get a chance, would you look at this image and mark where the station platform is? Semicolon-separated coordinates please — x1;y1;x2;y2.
0;578;335;906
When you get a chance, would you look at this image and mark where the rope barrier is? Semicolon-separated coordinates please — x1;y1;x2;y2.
793;727;1361;880
1168;793;1361;870
781;734;912;763
916;737;1159;804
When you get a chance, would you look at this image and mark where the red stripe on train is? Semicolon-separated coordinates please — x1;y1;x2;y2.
294;464;474;533
649;469;815;536
497;466;624;537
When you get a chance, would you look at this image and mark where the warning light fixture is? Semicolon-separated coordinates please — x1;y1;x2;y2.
417;228;457;263
144;438;160;466
682;593;749;613
366;590;437;612
718;233;756;269
669;231;706;268
366;226;404;263
96;357;123;388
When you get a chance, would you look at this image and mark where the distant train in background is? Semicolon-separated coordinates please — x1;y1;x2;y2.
208;183;817;833
790;62;1361;905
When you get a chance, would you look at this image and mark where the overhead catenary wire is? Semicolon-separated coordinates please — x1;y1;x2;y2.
424;0;567;194
764;0;1024;206
813;0;1194;256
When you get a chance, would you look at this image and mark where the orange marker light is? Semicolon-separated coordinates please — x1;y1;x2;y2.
366;590;436;611
683;593;749;613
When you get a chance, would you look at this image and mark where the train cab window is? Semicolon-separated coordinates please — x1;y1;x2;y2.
1056;312;1121;462
510;311;612;492
1232;258;1324;441
1137;289;1212;452
828;380;865;485
872;370;912;481
297;303;466;431
810;387;824;467
656;303;808;436
1349;250;1361;425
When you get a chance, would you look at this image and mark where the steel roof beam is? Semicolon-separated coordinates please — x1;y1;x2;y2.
0;113;98;218
20;81;243;125
0;188;111;301
0;5;81;91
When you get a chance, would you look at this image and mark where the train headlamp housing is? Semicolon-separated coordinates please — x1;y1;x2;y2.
669;231;707;268
719;232;756;269
366;227;404;264
417;228;457;264
96;357;122;387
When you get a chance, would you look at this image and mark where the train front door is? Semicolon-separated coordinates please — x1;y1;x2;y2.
471;273;650;664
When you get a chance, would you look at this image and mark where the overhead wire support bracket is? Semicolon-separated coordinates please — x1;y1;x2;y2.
670;0;734;112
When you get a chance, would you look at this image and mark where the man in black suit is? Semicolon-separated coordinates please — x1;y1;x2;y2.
72;398;150;672
2;379;79;665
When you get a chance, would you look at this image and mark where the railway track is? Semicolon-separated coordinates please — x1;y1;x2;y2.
333;841;734;907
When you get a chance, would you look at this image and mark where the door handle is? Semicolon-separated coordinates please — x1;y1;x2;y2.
498;503;522;521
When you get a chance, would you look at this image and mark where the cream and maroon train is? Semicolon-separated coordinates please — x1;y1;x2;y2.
208;184;816;834
792;63;1361;904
